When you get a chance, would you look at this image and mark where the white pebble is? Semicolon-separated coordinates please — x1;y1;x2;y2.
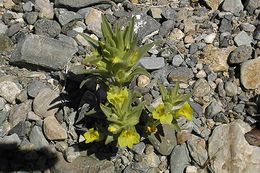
204;33;216;44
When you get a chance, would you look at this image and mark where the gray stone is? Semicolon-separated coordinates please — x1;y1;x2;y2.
84;8;102;38
0;97;5;111
132;142;146;155
193;78;211;97
213;113;229;123
24;12;38;25
167;67;194;83
208;120;260;173
58;34;78;48
27;80;47;98
149;7;162;19
161;8;178;20
64;145;80;163
219;18;232;33
9;121;31;139
43;116;67;140
234;31;252;46
233;103;245;113
225;81;238;96
2;12;13;25
34;19;61;38
205;100;223;118
55;0;111;8
11;34;77;70
159;20;175;37
170;144;191;173
29;125;49;149
0;21;8;34
6;23;21;37
0;111;8;126
9;100;32;128
228;45;252;64
172;54;184;67
55;8;82;26
33;88;61;118
16;90;28;103
140;57;165;70
187;135;208;166
0;34;13;51
0;134;21;149
148;124;177;156
0;81;21;103
222;0;243;14
254;25;260;41
244;0;260;14
241;57;260;89
203;0;224;10
240;23;256;33
23;1;34;12
35;0;54;19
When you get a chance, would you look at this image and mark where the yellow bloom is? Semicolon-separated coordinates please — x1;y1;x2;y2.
147;125;157;134
152;104;173;124
83;128;100;144
118;129;140;148
96;60;107;70
108;123;121;134
112;56;122;64
176;102;193;121
107;86;128;109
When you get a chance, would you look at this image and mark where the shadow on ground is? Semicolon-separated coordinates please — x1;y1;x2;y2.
0;144;58;172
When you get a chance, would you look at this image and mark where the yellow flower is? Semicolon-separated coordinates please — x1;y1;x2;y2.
152;104;173;124
107;86;128;109
147;125;157;134
112;56;122;64
108;123;121;134
176;102;193;121
83;128;100;144
118;128;140;148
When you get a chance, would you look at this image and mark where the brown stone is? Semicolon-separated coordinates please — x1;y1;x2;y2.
241;57;260;89
43;116;67;140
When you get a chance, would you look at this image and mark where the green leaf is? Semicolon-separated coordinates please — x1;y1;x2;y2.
101;15;116;47
158;82;168;101
137;42;154;58
79;33;99;48
170;82;180;99
100;104;113;118
124;17;135;49
146;105;155;112
126;67;150;83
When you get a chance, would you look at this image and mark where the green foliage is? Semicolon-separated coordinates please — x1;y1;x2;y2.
81;15;153;87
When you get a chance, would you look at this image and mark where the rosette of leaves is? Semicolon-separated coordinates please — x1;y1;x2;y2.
81;15;154;87
146;82;194;132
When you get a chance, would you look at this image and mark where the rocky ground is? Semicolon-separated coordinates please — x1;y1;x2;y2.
0;0;260;173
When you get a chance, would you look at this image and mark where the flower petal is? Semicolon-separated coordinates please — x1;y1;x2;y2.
176;102;193;121
118;128;140;148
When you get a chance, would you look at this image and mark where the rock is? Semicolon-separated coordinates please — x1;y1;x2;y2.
228;45;252;64
16;89;28;103
244;0;260;14
34;19;61;38
201;45;235;72
169;28;185;40
219;18;232;33
148;124;177;156
43;116;67;140
203;0;224;10
33;88;61;118
140;57;165;70
240;23;256;32
208;120;260;173
27;111;42;121
84;8;102;38
187;135;208;166
55;8;82;26
222;0;243;15
159;20;175;37
27;80;47;98
3;0;15;9
177;130;192;145
11;34;77;70
149;7;162;19
204;33;216;44
241;57;260;89
225;81;238;96
0;34;13;51
167;67;194;83
254;25;260;41
234;31;252;46
23;1;34;12
64;145;81;163
170;144;191;173
24;12;38;25
35;0;54;19
0;97;5;111
213;113;229;124
172;54;184;67
137;75;150;88
205;100;223;118
29;125;49;149
6;23;21;37
143;151;161;168
9;100;32;128
52;152;115;173
193;78;211;97
185;166;198;173
0;81;21;103
245;127;260;147
55;0;111;8
0;134;21;149
132;142;146;155
9;121;31;139
0;21;8;34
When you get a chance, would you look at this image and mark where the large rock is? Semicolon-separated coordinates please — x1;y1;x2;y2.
241;57;260;89
228;45;252;64
43;116;67;140
208;120;260;173
55;0;111;8
84;8;102;38
35;0;54;19
34;19;61;38
170;144;191;173
0;81;21;103
11;34;77;70
203;0;224;10
55;8;82;26
29;125;49;149
0;34;13;51
222;0;243;14
33;88;61;118
200;45;235;72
